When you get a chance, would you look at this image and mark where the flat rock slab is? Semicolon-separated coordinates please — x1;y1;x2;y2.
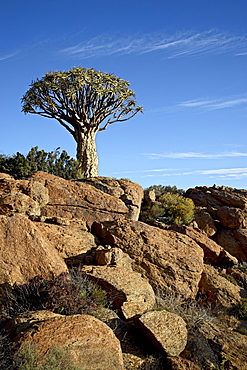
30;172;130;226
135;310;187;357
92;219;204;298
82;265;156;319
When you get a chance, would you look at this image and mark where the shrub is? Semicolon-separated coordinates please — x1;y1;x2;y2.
0;272;108;321
158;192;194;225
234;298;247;320
17;343;83;370
0;146;79;180
46;271;108;316
146;184;184;197
140;192;195;225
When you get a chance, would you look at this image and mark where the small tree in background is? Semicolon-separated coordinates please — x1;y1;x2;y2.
146;184;184;197
140;186;194;225
0;146;79;179
21;67;143;178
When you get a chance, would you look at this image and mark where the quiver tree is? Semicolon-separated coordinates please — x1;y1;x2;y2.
21;67;143;178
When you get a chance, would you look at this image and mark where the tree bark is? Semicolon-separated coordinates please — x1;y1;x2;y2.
75;129;98;178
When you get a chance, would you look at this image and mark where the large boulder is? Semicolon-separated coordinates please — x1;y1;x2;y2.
216;206;245;229
214;228;247;262
80;176;144;221
135;310;187;357
92;219;204;298
35;221;98;261
82;265;156;319
186;186;247;209
10;311;124;370
188;320;247;370
0;177;49;217
198;264;241;309
194;208;217;237
0;214;68;286
30;172;131;226
168;224;237;266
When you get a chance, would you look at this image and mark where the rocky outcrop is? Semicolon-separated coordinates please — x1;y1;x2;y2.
81;265;156;319
1;174;247;369
168;224;238;266
186;185;247;262
80;176;144;221
29;171;143;226
194;208;217;237
187;320;247;369
135;310;187;356
10;310;124;370
35;221;98;261
215;228;247;262
0;214;68;286
92;219;204;298
198;264;241;309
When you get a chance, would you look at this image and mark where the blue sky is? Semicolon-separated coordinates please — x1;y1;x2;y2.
1;0;247;190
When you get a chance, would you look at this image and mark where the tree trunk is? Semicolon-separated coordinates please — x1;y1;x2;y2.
76;129;98;178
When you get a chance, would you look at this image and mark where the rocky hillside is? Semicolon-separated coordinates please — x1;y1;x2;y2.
1;172;247;369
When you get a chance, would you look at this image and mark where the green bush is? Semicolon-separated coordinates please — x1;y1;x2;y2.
146;184;184;197
0;272;108;321
0;146;80;180
17;344;83;370
140;191;195;225
46;271;108;316
234;298;247;320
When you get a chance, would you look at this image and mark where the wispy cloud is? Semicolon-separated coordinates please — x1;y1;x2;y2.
151;95;247;114
178;96;247;110
0;51;19;61
58;30;245;59
144;151;247;159
139;167;247;180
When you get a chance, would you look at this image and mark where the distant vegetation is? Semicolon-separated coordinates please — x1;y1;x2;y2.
140;184;195;225
0;146;79;180
145;184;185;196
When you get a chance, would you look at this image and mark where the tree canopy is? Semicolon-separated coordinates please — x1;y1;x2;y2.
21;67;143;178
0;146;79;179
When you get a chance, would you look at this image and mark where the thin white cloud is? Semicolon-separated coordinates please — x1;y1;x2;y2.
200;167;247;175
144;152;247;159
149;95;247;115
140;167;247;180
58;30;245;59
0;51;19;61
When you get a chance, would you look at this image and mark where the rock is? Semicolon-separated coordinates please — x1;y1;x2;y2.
144;189;156;204
166;357;201;370
189;320;247;370
0;192;40;217
198;264;241;309
81;265;156;319
0;214;68;286
168;224;237;266
30;172;130;226
80;176;144;221
11;311;124;370
0;177;49;207
0;173;14;179
194;208;217;236
217;206;245;228
135;310;187;357
215;228;247;262
186;186;246;209
92;219;204;299
35;222;98;261
94;246;133;268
